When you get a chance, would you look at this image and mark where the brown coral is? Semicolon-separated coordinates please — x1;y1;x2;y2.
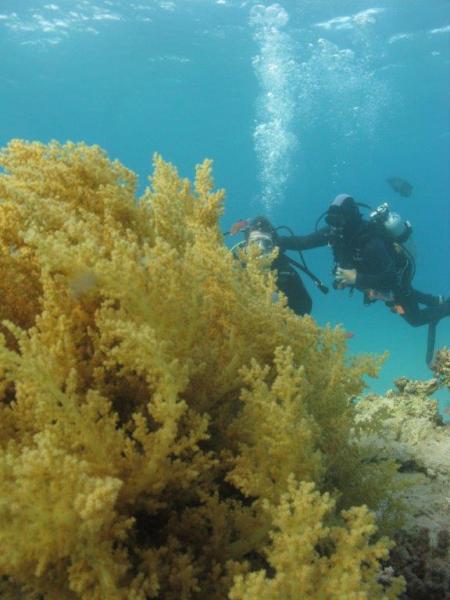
389;528;450;600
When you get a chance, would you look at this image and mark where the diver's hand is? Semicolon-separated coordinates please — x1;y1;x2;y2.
335;268;357;287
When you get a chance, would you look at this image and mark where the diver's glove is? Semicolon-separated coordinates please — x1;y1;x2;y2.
335;267;357;288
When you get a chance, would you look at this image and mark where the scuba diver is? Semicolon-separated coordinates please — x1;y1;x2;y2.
275;194;450;363
228;216;329;317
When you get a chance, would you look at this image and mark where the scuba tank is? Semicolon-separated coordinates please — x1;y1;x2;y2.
369;203;416;279
369;203;411;242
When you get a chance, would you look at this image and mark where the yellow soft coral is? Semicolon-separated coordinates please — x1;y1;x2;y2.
229;477;403;600
0;140;402;599
226;347;324;505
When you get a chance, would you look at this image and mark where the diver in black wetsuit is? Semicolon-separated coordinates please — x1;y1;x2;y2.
277;194;450;327
230;216;322;316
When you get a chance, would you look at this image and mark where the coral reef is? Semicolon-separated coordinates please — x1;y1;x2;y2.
355;374;450;599
355;376;450;537
0;140;403;599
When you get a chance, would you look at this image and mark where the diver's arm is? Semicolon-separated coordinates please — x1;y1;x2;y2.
355;237;398;291
277;227;330;252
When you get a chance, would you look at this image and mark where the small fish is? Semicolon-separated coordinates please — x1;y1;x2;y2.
386;176;413;198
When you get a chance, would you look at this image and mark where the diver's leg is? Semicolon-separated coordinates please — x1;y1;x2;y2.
411;288;443;307
396;291;450;327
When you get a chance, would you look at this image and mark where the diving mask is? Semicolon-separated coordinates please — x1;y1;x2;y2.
247;230;274;255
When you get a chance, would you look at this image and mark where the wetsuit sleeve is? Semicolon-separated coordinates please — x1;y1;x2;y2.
277;227;330;251
355;237;398;291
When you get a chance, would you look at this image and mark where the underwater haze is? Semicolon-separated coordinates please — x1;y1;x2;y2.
1;0;449;412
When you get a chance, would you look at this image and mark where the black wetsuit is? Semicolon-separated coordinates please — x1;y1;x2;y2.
272;252;312;316
278;224;449;327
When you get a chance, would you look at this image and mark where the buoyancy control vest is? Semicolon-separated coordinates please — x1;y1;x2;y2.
329;204;416;293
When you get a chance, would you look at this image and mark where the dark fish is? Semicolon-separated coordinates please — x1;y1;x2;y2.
386;176;413;198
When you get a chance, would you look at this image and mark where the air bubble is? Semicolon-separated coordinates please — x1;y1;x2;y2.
250;3;297;212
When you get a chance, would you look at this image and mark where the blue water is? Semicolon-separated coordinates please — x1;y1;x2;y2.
1;0;449;413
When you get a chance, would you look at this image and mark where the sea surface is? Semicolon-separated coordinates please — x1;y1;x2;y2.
1;0;449;414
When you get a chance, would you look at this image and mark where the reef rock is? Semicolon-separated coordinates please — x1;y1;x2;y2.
356;376;450;538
